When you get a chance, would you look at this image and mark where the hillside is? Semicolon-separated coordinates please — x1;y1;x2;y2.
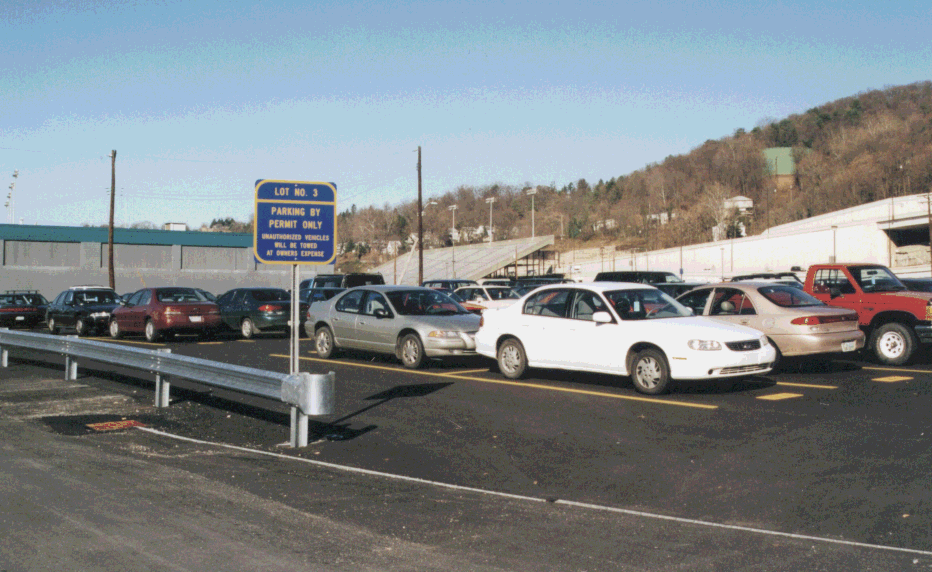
329;82;932;272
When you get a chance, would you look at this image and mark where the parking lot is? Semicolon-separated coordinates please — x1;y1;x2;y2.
3;329;932;570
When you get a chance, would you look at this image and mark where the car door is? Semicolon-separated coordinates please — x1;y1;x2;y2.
60;291;78;328
678;288;714;317
559;289;619;370
708;287;759;329
331;290;365;347
354;291;396;352
516;288;572;366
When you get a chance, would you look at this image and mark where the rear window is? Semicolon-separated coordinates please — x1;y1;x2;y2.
156;288;208;302
759;285;824;307
251;289;289;302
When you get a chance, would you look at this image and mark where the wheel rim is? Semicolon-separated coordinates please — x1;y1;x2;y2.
145;321;155;340
316;330;331;354
110;321;118;336
878;331;905;358
76;319;84;334
635;357;662;388
402;339;419;364
500;344;522;374
242;320;253;338
48;319;55;332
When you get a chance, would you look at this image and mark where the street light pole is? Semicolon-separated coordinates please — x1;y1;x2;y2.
448;204;457;278
526;187;538;238
417;146;423;284
485;197;496;246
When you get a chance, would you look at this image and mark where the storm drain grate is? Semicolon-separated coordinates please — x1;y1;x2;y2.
43;414;156;436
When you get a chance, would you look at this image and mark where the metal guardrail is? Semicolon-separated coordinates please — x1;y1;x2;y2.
0;328;334;447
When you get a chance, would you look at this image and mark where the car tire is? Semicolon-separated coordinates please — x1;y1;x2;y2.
75;317;87;337
144;319;161;343
497;337;527;379
48;318;59;335
769;338;783;373
870;322;916;366
241;318;255;339
630;348;673;395
315;326;336;359
399;333;425;369
109;319;122;339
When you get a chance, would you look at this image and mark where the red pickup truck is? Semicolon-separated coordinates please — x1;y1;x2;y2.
804;263;932;365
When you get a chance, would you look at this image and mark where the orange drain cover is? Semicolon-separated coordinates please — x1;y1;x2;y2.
86;419;145;432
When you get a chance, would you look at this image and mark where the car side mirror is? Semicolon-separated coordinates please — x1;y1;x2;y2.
374;308;391;319
829;287;842;298
593;311;612;323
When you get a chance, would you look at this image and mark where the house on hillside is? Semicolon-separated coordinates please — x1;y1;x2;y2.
764;147;798;190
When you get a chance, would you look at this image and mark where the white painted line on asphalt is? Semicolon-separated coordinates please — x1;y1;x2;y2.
136;426;932;559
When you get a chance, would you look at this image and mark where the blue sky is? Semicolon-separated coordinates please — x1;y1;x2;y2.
2;0;930;228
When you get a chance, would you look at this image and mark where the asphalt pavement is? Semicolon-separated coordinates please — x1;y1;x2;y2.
2;335;932;571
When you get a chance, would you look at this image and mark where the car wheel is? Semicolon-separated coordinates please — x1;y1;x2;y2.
399;333;425;369
75;317;87;337
315;326;336;359
48;318;59;335
497;337;527;379
871;322;915;366
241;318;255;339
630;348;672;395
109;319;122;339
144;319;161;343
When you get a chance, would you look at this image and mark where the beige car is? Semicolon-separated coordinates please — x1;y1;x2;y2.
676;282;865;361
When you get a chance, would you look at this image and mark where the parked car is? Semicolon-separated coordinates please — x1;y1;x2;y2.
729;272;804;289
0;291;43;329
109;287;221;342
898;277;932;293
302;287;346;333
676;282;865;364
216;287;304;339
594;270;704;298
453;285;521;313
300;273;385;290
306;285;480;368
475;282;776;395
422;279;479;292
12;291;49;321
46;286;121;335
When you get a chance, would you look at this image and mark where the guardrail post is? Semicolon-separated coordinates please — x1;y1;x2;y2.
1;345;7;367
282;371;335;447
65;335;78;380
154;348;172;408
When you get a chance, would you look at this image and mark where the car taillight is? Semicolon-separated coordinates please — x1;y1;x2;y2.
259;305;283;312
164;307;183;315
791;314;856;325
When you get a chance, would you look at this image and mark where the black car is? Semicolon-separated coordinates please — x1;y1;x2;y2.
216;287;308;339
300;273;386;290
0;291;43;329
4;290;49;325
45;286;121;335
899;277;932;292
593;270;702;297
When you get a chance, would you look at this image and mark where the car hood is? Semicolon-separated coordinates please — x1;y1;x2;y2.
404;313;481;331
635;316;764;341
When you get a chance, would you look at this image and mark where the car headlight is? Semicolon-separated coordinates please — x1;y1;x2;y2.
428;330;461;338
688;339;722;351
760;335;770;347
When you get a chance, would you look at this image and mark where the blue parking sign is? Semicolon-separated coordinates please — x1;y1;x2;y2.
254;180;337;265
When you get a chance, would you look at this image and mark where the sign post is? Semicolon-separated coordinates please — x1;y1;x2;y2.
254;180;337;376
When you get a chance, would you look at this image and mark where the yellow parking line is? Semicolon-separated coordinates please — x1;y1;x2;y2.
841;363;932;375
775;381;837;390
269;354;717;410
89;338;164;347
757;393;802;401
440;368;490;376
237;340;256;343
197;341;226;345
873;376;912;383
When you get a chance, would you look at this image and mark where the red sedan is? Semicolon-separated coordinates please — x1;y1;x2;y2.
109;287;221;342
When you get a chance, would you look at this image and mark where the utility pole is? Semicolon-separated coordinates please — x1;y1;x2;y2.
417;146;423;285
108;150;116;290
449;204;457;278
526;187;538;238
485;197;496;246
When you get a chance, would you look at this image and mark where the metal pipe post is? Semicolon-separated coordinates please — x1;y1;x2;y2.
155;348;172;407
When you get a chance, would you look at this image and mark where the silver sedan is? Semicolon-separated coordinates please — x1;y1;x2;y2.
305;285;481;369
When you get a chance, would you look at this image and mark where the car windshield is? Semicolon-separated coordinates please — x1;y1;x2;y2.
156;288;209;302
251;289;289;302
603;288;692;320
850;266;907;292
386;290;470;316
75;291;118;304
314;276;343;288
486;287;520;300
758;285;824;307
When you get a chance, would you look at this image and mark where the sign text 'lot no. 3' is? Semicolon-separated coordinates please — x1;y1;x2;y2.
254;180;337;265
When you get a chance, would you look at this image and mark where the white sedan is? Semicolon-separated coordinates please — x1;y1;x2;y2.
475;282;776;394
